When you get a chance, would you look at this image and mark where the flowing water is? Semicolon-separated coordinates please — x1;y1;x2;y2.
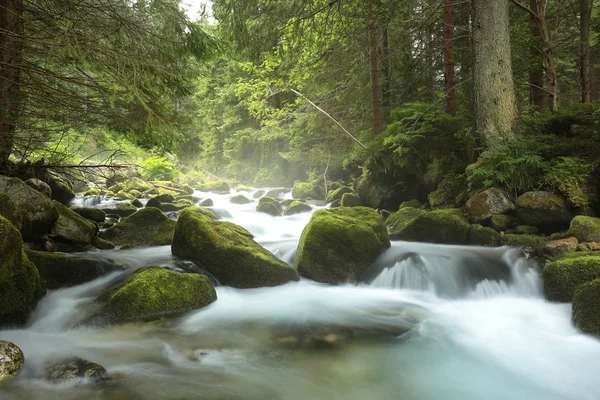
1;189;600;399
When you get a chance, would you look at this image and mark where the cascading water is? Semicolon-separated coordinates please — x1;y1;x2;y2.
1;188;600;400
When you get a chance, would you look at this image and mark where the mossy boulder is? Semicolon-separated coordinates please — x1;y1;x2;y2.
197;181;230;194
172;207;299;288
515;191;572;229
115;191;135;200
25;178;52;198
45;357;108;383
180;184;194;195
51;201;98;244
565;216;600;243
84;188;101;197
464;188;514;223
93;236;115;250
572;278;600;335
147;194;176;208
514;225;540;235
0;176;59;240
122;177;153;193
543;254;600;302
0;216;45;326
0;341;24;382
115;202;137;216
26;250;124;289
466;224;501;246
87;267;216;325
284;201;312;216
292;181;325;200
0;192;22;229
48;177;75;205
257;196;283;216
199;198;213;207
489;214;519;232
389;208;470;245
386;207;425;238
428;175;467;209
69;206;105;223
325;186;354;203
230;194;252;204
399;199;423;209
100;208;176;248
501;234;547;257
295;207;390;284
341;192;363;207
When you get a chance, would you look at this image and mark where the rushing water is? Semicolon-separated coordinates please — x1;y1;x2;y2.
2;189;600;400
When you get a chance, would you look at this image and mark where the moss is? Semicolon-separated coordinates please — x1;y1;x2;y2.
543;254;600;302
489;214;519;232
0;216;45;326
257;197;283;216
341;192;363;207
386;207;424;237
235;185;252;192
284;201;312;216
428;174;467;209
51;201;98;244
26;250;123;289
25;178;52;198
399;199;423;209
0;192;22;229
49;178;75;205
122;177;153;193
464;188;514;222
565;216;600;243
101;208;176;248
176;199;195;209
230;194;252;204
515;191;572;228
196;181;230;194
115;191;135;200
389;208;470;245
292;180;325;200
467;224;501;246
157;187;179;196
93;236;115;250
295;207;390;284
70;206;105;223
572;278;600;335
325;186;354;203
514;225;540;235
88;267;216;325
180;184;194;195
172;207;298;288
501;234;547;257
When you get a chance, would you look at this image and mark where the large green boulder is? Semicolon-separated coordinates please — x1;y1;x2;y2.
172;207;299;288
26;250;124;289
341;192;363;207
51;201;98;244
399;199;423;209
122;177;153;193
284;201;312;216
543;254;600;302
565;216;600;243
0;176;59;240
464;188;514;223
489;214;519;232
0;216;45;326
466;224;501;246
25;178;52;198
87;267;216;325
325;186;354;203
501;234;547;258
515;191;571;228
257;196;283;216
196;181;230;194
428;175;467;209
386;207;425;238
0;192;22;229
0;341;24;382
572;278;600;335
48;176;75;205
100;208;176;248
70;206;105;223
388;208;470;245
295;207;390;284
230;194;251;204
292;180;325;200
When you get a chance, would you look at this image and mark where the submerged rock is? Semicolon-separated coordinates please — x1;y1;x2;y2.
51;201;98;245
543;254;600;302
388;208;470;245
88;267;216;325
172;207;299;288
465;188;514;223
284;201;312;216
0;341;24;382
45;357;108;383
295;207;390;284
199;198;214;207
572;278;600;335
100;208;176;248
515;191;571;229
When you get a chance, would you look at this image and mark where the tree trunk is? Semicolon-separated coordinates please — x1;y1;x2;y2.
472;0;518;146
381;24;391;120
0;0;23;164
443;0;457;116
529;0;545;109
580;0;592;103
533;0;558;111
368;0;383;135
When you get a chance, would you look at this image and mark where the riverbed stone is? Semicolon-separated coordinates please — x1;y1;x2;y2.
489;214;519;232
295;207;390;284
572;278;600;335
466;224;501;246
399;199;423;210
565;216;600;243
230;194;251;204
0;341;24;382
284;201;312;216
543;254;600;302
388;208;470;245
256;196;283;216
0;192;22;230
51;201;98;244
25;178;52;198
70;206;106;223
45;357;108;382
172;207;299;288
515;191;572;229
386;207;424;238
196;181;230;194
48;176;75;205
465;188;514;223
122;177;153;193
100;208;175;248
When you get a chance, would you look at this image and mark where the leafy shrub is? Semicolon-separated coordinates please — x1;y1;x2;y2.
140;156;179;181
544;157;595;207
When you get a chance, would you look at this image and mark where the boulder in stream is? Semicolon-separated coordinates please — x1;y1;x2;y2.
196;181;230;194
230;194;251;204
51;201;98;245
172;206;299;288
543;253;600;302
45;357;108;383
565;216;600;243
295;207;390;284
284;201;312;216
70;206;106;223
464;188;514;223
0;341;24;382
515;191;572;230
256;196;283;216
572;278;600;335
292;180;325;200
25;178;52;198
388;208;470;245
100;208;176;248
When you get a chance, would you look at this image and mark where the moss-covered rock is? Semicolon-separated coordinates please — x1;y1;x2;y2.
115;191;136;201
48;177;75;205
295;207;390;284
100;208;176;248
0;216;45;326
428;175;467;209
389;208;470;245
488;214;518;232
325;186;354;203
199;198;213;207
543;254;600;302
147;194;176;208
84;188;101;197
0;176;59;240
341;192;363;207
572;278;600;335
87;267;216;325
51;201;98;244
466;224;501;246
284;201;312;216
25;178;52;198
197;181;230;194
386;207;425;238
115;202;137;215
26;250;124;289
230;194;251;204
399;199;423;209
122;177;153;193
515;191;572;229
501;234;547;257
565;216;600;243
180;184;194;195
0;341;24;382
256;196;283;216
292;180;325;200
93;236;115;250
0;192;22;230
514;225;540;235
464;188;514;223
355;176;381;209
70;206;105;223
172;207;298;288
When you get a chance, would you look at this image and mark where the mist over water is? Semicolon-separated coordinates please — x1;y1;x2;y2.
2;189;600;400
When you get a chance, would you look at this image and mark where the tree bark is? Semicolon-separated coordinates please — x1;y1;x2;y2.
472;0;518;147
533;0;558;111
381;23;391;120
529;0;545;109
368;0;383;135
580;0;592;103
0;0;23;164
443;0;457;116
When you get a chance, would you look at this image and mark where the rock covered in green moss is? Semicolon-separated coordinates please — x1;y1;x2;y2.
100;208;175;248
0;341;24;382
84;188;101;197
48;177;75;205
466;224;501;246
180;184;194;195
386;207;425;238
172;207;298;288
230;194;251;204
0;176;59;240
256;196;283;216
122;177;153;193
389;208;470;245
197;181;230;194
87;267;216;325
465;188;514;223
341;192;363;207
355;176;381;209
572;278;600;335
0;192;22;230
515;191;571;228
147;194;175;208
292;181;324;200
514;225;540;235
25;178;52;198
115;191;136;201
51;201;98;244
295;207;390;284
489;214;519;232
93;236;115;250
70;206;105;223
284;201;312;216
0;216;45;326
325;186;354;203
399;199;423;209
565;216;600;243
501;234;547;258
428;175;467;209
543;254;600;302
26;250;123;289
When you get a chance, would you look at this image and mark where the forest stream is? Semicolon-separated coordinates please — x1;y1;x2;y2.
1;189;600;400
